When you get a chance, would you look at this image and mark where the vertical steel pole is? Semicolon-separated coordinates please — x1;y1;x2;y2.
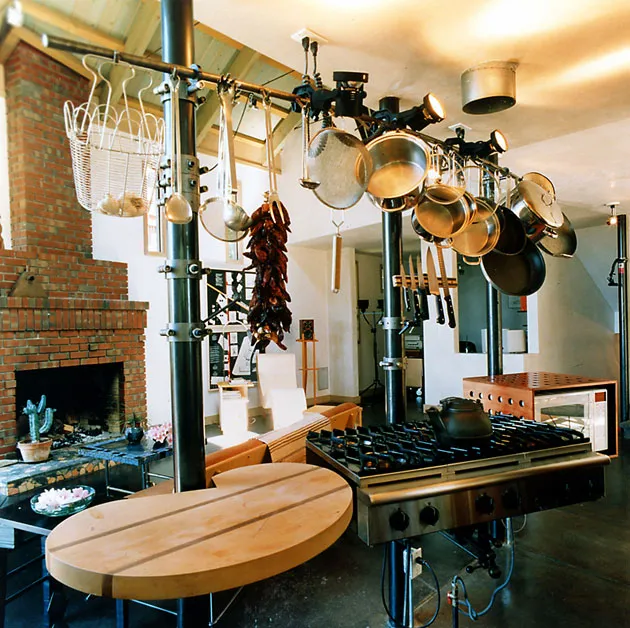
379;96;407;627
484;153;503;377
160;1;209;626
617;215;629;427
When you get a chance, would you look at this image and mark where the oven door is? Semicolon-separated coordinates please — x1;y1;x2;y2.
534;389;608;452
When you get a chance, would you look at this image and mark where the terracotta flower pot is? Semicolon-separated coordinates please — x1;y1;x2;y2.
17;438;52;463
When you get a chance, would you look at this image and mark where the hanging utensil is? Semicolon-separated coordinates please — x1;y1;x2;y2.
366;131;430;200
414;191;477;240
426;249;445;325
423;147;466;206
199;84;250;241
408;255;422;320
537;212;577;258
262;95;288;224
416;253;430;321
481;238;546;296
331;217;343;293
435;245;456;329
299;103;319;190
164;75;193;224
491;178;527;256
400;262;411;312
307;124;373;210
509;179;564;239
522;172;556;201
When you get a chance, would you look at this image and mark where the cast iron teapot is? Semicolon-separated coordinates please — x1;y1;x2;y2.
426;396;493;445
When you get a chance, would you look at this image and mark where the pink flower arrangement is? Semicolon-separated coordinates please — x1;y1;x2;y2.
35;487;91;512
146;422;173;445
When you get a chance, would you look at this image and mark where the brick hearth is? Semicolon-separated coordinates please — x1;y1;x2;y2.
0;43;149;457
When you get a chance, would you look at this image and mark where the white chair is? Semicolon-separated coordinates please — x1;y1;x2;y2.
256;353;306;428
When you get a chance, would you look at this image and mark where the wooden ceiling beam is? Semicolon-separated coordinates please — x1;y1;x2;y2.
270;111;300;159
196;47;260;144
17;0;123;50
104;1;161;106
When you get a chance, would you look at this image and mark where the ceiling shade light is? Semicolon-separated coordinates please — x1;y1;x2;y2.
461;61;517;115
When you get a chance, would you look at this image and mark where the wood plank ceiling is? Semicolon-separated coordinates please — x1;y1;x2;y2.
0;0;302;170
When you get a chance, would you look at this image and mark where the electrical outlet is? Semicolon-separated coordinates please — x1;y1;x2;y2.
411;547;423;579
404;546;423;580
290;28;328;47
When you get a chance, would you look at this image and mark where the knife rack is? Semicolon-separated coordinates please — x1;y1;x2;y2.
391;275;457;289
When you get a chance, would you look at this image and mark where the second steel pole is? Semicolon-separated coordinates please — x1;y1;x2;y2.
379;96;408;627
618;215;629;427
161;1;209;626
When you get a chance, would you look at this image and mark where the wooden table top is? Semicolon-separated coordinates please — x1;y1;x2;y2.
45;463;352;601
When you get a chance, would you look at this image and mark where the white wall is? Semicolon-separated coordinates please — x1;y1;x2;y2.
283;245;331;401
523;254;617;380
356;252;383;391
327;246;359;399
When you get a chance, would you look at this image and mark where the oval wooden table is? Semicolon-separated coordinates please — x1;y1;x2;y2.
45;463;352;600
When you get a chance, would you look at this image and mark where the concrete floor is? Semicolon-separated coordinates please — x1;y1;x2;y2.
5;399;630;627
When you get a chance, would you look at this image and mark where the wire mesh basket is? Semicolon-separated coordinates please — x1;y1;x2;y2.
64;57;164;217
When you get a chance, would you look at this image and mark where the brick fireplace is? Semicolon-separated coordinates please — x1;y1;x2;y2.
0;43;149;458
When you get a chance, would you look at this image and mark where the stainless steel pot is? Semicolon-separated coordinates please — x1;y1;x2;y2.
414;191;477;240
450;200;501;263
410;211;450;245
366;131;430;200
509;179;563;240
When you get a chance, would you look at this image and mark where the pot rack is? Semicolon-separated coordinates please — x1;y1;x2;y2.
43;33;522;184
42;28;525;628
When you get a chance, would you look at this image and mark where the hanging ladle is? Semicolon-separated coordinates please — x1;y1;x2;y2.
299;102;320;190
164;74;193;224
262;94;287;223
219;85;252;232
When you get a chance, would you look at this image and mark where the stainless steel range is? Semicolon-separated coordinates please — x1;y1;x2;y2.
305;415;610;545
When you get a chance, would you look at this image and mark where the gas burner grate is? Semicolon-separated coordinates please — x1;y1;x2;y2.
306;414;589;477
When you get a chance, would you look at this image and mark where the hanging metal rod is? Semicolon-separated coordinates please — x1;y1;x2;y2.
41;34;300;104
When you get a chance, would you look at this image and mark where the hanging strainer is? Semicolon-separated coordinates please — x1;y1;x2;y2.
64;55;164;217
306;121;373;210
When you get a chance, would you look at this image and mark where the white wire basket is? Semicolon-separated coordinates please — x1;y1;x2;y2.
64;57;164;217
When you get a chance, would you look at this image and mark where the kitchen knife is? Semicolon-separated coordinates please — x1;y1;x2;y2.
426;249;445;325
435;245;456;329
400;263;410;312
408;255;422;318
416;253;430;321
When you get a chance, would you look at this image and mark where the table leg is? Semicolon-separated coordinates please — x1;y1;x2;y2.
41;538;67;628
116;599;129;628
0;548;7;628
141;461;148;490
177;596;209;628
104;460;111;497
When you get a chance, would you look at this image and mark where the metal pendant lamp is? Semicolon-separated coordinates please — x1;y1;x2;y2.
461;61;517;114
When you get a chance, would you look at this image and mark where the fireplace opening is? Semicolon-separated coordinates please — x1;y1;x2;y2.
15;363;124;447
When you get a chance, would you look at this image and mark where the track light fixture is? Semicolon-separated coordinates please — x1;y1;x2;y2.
606;202;620;226
444;128;508;158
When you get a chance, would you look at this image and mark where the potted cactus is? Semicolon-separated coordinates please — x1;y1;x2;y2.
17;395;55;463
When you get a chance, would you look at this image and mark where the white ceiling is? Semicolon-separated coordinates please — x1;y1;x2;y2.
194;0;630;232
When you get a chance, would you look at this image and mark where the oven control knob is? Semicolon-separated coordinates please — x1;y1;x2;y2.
389;509;410;532
501;488;520;511
419;505;440;526
475;493;495;515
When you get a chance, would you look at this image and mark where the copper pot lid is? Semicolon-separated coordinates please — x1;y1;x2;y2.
514;179;563;228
